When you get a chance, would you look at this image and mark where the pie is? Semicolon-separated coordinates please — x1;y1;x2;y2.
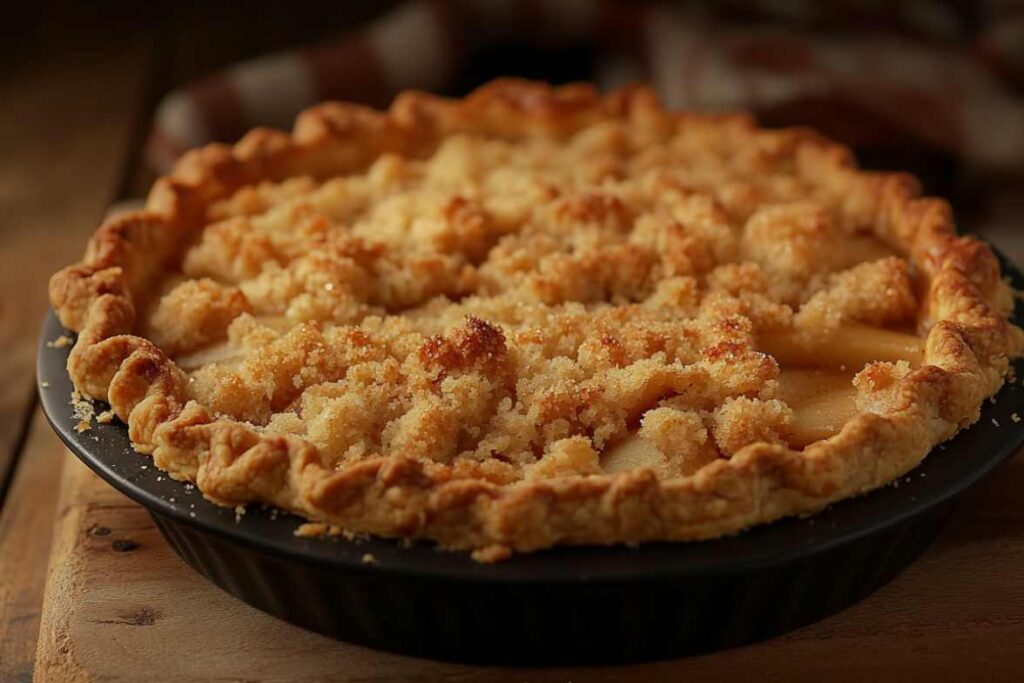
50;79;1022;561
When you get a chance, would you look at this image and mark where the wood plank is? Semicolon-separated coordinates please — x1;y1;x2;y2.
0;29;154;495
0;30;155;682
0;412;67;683
34;449;1024;681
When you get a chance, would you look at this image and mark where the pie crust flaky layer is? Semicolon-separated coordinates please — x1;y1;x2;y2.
50;79;1022;561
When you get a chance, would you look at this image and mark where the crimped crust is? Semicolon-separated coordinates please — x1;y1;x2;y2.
50;79;1022;560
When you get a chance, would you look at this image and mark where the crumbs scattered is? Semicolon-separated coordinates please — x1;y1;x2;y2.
342;528;368;543
992;418;1001;427
234;505;247;522
40;381;50;388
47;335;73;349
97;409;115;424
361;553;377;565
70;390;95;433
1012;413;1021;423
471;545;512;563
295;522;347;538
295;522;329;537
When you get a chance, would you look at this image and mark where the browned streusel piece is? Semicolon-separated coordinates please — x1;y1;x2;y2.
147;278;251;355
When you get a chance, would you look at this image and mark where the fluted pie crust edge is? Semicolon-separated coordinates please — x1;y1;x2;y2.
49;79;1021;561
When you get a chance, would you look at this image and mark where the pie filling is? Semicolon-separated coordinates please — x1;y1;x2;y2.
139;127;928;485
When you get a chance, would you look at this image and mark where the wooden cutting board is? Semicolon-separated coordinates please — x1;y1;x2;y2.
34;452;1024;682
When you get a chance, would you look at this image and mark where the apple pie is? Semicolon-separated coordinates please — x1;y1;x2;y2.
50;79;1022;561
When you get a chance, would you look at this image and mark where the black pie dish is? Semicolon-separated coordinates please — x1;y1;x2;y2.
38;254;1024;665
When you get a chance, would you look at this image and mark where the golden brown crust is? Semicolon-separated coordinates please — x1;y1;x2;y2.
49;79;1022;559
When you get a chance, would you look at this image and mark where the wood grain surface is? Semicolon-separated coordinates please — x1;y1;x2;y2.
30;449;1024;682
0;28;154;681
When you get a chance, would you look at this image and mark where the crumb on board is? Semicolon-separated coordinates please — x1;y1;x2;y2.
40;381;50;388
97;409;115;424
993;418;1001;427
234;504;246;522
361;553;377;565
1013;413;1021;423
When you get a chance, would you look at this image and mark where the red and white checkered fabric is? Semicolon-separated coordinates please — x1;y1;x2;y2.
147;0;1024;175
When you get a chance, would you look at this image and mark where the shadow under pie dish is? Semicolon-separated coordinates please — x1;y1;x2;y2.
41;79;1024;660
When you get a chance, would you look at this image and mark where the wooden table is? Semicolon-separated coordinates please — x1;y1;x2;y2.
2;9;1024;681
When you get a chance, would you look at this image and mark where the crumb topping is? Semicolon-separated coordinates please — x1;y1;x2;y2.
145;123;925;483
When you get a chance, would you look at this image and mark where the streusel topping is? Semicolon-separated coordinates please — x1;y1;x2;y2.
142;123;920;484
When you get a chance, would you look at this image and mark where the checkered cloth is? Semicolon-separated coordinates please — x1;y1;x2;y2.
147;0;1024;176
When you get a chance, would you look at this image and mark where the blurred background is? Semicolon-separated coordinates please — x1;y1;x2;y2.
5;0;1024;242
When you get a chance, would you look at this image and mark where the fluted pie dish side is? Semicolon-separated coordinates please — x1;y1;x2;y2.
49;79;1022;561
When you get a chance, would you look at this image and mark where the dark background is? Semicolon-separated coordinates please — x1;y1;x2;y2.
5;1;1020;226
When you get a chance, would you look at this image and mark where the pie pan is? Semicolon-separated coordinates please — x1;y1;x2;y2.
38;252;1024;666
